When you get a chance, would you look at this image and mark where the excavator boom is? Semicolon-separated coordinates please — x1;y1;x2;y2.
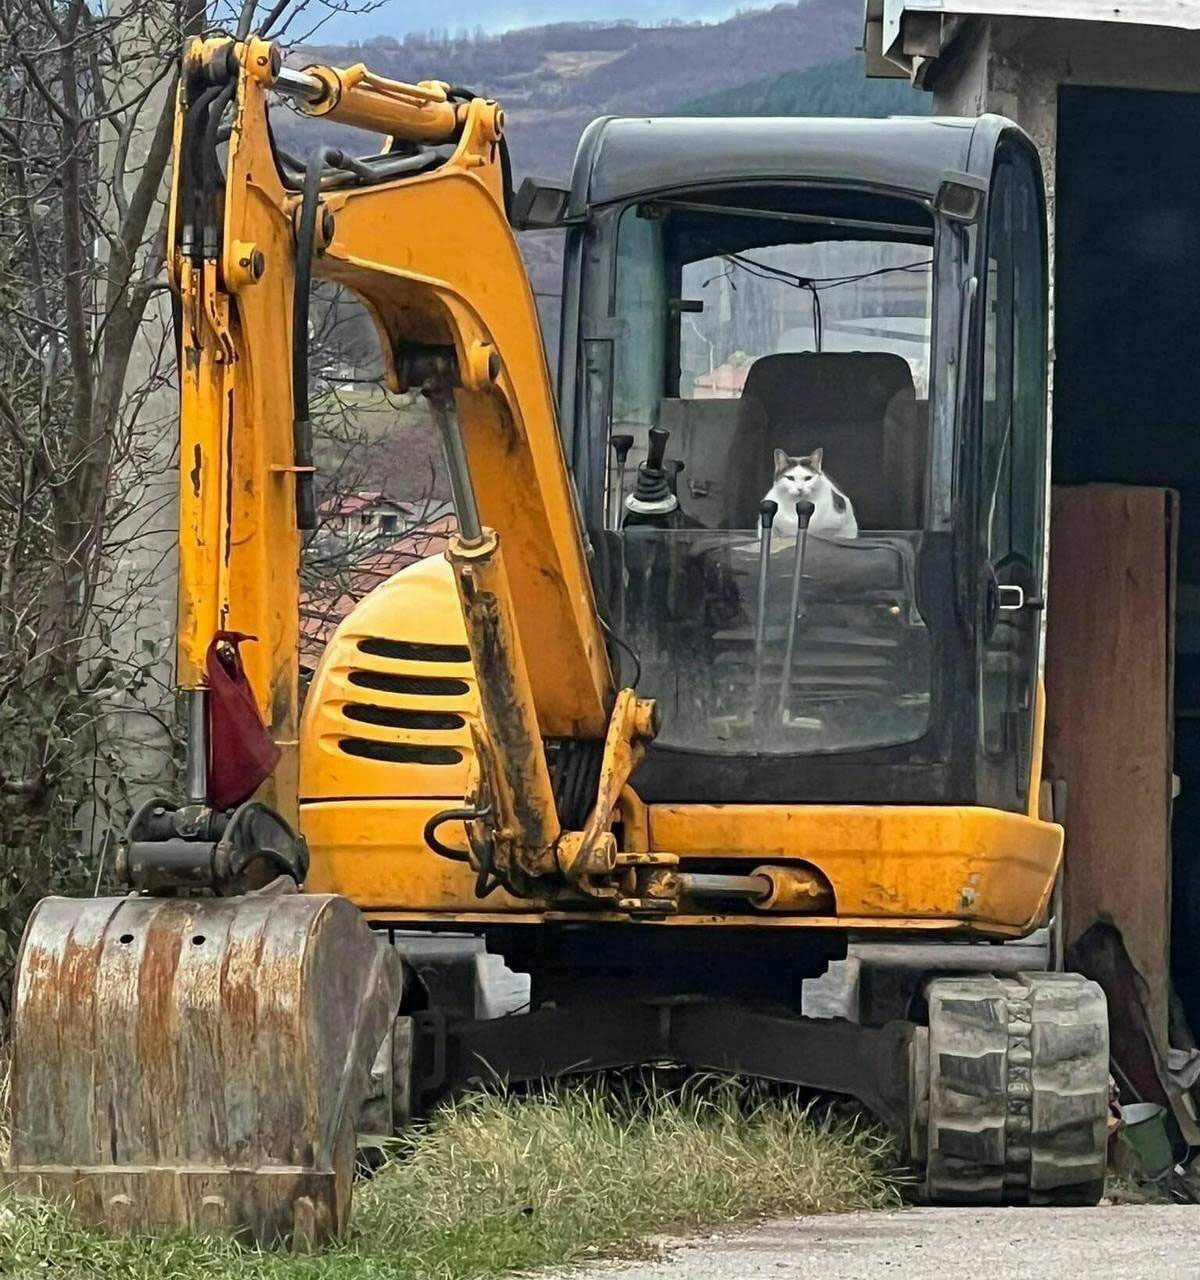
172;35;616;819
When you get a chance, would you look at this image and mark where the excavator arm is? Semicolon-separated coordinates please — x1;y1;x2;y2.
7;38;661;1245
167;36;655;896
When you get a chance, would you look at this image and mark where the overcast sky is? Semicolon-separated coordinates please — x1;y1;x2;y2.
300;0;752;44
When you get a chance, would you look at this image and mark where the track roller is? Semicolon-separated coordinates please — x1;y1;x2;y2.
918;971;1109;1206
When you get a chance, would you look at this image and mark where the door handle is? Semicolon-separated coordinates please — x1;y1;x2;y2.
997;584;1045;611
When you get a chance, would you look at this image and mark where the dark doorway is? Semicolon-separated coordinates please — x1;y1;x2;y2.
1054;85;1200;500
1054;84;1200;1029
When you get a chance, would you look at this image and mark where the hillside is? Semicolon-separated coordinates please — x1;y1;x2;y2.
289;1;866;180
679;53;929;118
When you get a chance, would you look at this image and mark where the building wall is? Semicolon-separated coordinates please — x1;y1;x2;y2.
929;17;1200;273
926;15;1200;639
923;17;1200;1043
88;2;180;864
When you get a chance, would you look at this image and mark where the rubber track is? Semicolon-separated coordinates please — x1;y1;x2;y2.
925;972;1109;1205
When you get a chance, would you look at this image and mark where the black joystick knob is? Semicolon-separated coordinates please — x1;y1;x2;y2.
646;426;669;470
628;426;678;515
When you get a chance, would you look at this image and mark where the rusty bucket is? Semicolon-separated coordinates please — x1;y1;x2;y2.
9;891;402;1246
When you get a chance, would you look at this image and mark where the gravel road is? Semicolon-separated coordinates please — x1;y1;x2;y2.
551;1206;1196;1279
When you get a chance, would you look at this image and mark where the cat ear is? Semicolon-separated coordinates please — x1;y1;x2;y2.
808;447;824;472
773;448;790;477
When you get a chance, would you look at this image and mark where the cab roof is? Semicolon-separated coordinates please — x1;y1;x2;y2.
570;114;1004;212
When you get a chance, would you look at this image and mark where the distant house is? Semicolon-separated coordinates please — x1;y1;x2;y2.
319;491;411;537
691;353;754;398
692;363;749;399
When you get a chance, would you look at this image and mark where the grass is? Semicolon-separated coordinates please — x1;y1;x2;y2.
0;1076;901;1279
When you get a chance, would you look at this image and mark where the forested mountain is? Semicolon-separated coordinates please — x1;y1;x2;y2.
296;1;934;508
679;53;928;118
288;1;876;181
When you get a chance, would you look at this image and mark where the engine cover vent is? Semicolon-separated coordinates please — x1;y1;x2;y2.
347;670;470;697
357;637;470;664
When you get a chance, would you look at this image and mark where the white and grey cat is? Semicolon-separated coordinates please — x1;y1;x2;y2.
762;447;858;540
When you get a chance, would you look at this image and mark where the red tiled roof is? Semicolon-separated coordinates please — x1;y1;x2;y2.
299;514;456;668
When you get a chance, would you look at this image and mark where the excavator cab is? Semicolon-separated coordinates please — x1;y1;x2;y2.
551;116;1047;814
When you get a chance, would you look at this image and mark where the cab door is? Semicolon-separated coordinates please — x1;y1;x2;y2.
976;137;1049;812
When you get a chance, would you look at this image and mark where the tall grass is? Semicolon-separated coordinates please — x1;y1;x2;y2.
0;1076;901;1280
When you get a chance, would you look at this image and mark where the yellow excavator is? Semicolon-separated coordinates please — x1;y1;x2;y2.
9;35;1110;1244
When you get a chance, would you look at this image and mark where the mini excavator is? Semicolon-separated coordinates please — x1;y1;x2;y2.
9;35;1109;1244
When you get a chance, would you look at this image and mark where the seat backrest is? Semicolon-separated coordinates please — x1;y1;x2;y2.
732;351;924;530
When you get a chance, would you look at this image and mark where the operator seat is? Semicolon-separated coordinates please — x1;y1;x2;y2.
730;351;925;530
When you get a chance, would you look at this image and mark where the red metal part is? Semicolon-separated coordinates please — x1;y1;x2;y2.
206;631;281;809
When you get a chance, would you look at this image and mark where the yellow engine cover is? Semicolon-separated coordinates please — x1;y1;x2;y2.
301;555;476;805
300;555;537;912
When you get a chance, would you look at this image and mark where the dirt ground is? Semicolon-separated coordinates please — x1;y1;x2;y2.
550;1205;1197;1279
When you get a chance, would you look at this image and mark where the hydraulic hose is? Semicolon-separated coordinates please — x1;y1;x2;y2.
180;82;226;261
448;85;513;219
499;134;514;220
423;806;477;863
201;80;237;259
291;146;340;530
424;804;510;898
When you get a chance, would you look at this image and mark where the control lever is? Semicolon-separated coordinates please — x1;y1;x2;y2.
624;425;680;526
609;433;634;529
752;499;778;717
646;425;669;470
779;498;815;721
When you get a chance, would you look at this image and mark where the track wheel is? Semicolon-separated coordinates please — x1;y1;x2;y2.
921;972;1109;1205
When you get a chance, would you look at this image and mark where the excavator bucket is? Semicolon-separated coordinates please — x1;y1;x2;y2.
9;891;403;1246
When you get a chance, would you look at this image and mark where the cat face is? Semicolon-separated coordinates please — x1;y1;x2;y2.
773;447;824;499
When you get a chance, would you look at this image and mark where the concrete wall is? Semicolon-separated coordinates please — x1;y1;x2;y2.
924;19;1200;1039
91;8;179;861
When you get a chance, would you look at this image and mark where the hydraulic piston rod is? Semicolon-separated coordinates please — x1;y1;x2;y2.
779;498;815;720
678;872;771;901
272;65;325;102
752;498;778;716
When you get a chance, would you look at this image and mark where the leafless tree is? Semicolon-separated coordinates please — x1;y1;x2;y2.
0;0;412;993
0;0;196;985
0;0;460;997
299;284;451;676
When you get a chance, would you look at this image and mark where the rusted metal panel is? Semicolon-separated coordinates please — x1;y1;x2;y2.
11;892;402;1245
1043;486;1175;1049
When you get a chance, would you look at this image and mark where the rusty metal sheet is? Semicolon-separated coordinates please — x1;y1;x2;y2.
10;892;402;1246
